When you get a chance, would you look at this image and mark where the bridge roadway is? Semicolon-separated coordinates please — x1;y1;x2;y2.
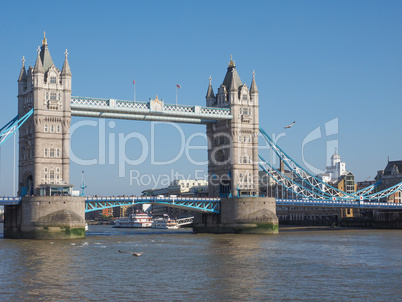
1;196;402;211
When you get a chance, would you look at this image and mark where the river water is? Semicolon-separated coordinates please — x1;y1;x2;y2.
0;225;401;302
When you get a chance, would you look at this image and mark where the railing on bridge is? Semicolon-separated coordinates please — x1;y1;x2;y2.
70;96;232;124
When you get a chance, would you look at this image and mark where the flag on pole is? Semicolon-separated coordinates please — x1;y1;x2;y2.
176;84;181;88
133;80;136;84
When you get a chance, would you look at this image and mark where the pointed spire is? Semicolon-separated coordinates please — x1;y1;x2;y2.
40;33;54;72
250;70;258;93
222;55;242;91
18;56;27;81
206;75;214;98
34;46;44;73
61;49;72;76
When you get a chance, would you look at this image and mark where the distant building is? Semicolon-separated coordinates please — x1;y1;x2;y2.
317;150;357;195
324;151;346;181
375;160;402;203
356;180;376;191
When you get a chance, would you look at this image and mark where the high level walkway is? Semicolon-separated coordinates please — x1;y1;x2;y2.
70;96;233;124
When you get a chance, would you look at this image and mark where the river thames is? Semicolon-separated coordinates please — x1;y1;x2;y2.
0;225;401;301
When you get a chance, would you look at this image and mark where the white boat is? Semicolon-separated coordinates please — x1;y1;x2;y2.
152;215;179;229
114;213;152;228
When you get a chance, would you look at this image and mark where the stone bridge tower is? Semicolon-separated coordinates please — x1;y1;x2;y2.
4;34;84;239
194;57;278;234
206;57;259;198
17;33;72;196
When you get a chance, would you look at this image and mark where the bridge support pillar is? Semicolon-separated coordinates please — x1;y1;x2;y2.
4;196;85;239
193;197;278;234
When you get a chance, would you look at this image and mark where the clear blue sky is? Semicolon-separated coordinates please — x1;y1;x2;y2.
0;0;401;196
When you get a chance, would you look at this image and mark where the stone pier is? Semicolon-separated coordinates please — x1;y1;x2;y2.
4;196;85;239
193;197;279;234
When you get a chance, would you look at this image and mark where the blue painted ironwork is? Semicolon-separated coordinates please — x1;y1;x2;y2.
1;195;401;211
354;180;381;196
276;198;402;210
259;155;336;200
259;126;355;198
70;96;232;124
0;109;33;147
259;126;402;202
0;196;21;205
84;196;221;213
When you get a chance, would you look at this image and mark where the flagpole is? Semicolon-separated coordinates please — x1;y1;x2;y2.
133;80;136;102
176;86;178;106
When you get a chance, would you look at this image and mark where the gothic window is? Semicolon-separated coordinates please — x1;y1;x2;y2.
50;148;55;157
48;92;59;110
46;92;48;100
56;125;61;133
50;77;56;84
44;148;48;157
58;93;61;101
50;125;54;133
56;148;60;157
22;148;26;160
44;167;48;173
56;167;60;173
50;170;55;180
44;124;48;132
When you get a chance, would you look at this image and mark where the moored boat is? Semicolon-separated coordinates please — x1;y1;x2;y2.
151;214;179;229
114;213;152;228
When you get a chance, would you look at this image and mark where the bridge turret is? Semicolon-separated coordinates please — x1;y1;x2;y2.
206;57;260;197
33;46;45;88
18;34;72;196
206;76;215;107
18;57;27;95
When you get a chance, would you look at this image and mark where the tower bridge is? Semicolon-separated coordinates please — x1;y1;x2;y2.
1;35;401;238
2;35;277;239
